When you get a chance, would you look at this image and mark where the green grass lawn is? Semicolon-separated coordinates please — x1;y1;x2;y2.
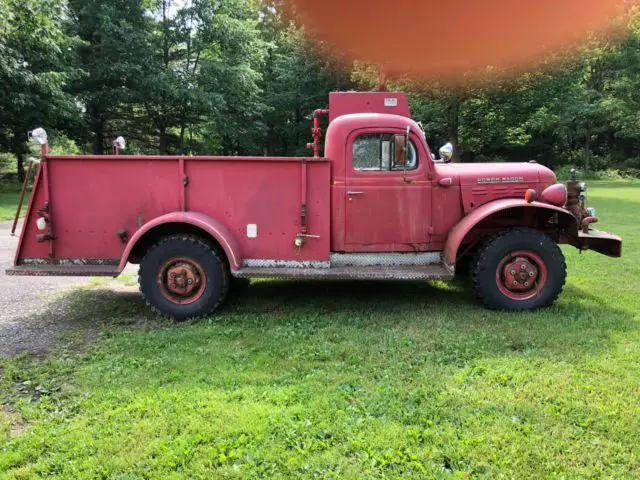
1;182;639;478
0;183;26;222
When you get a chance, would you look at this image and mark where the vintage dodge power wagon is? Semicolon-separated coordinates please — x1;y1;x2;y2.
8;91;622;319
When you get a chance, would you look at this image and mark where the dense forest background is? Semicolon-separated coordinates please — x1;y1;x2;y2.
2;0;640;180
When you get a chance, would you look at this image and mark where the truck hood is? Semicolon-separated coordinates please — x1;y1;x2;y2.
436;162;556;186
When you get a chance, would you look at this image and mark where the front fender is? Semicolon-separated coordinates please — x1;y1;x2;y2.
118;212;242;272
443;199;579;266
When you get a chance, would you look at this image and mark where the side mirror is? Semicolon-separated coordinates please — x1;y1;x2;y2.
395;127;413;183
394;131;408;166
439;142;454;162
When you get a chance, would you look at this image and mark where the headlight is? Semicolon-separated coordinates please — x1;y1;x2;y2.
579;182;587;193
541;183;568;207
586;207;596;217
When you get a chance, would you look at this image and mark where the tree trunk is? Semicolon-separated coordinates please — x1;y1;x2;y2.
222;136;234;156
179;123;186;154
16;154;25;183
92;125;104;155
585;128;591;172
89;105;105;154
266;124;277;156
447;98;461;163
11;132;28;183
158;125;168;154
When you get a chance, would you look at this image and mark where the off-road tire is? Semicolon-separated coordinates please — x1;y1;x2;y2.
471;228;566;310
139;235;230;320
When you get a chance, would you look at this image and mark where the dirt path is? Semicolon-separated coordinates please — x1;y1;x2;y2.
0;220;139;357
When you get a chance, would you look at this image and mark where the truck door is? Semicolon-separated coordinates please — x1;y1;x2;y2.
344;129;432;251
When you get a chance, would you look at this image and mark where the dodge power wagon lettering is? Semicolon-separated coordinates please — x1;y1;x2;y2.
8;91;622;319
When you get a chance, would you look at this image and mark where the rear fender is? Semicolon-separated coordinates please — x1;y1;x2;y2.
443;199;579;266
118;212;242;272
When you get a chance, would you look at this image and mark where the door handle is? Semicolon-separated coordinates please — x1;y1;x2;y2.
347;191;364;196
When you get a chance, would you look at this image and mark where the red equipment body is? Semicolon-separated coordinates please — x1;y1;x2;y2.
15;154;331;272
8;91;622;317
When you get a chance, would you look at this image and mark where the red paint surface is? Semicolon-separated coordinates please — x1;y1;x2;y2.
325;111;435;252
329;92;411;122
18;156;330;271
118;212;243;271
541;183;568;207
290;0;625;78
13;91;618;274
443;199;579;265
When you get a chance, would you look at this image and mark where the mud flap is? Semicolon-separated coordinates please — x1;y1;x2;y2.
577;229;622;257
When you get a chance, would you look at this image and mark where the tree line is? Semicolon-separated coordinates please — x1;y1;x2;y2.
2;0;640;180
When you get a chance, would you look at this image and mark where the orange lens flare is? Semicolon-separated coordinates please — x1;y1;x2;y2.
289;0;626;80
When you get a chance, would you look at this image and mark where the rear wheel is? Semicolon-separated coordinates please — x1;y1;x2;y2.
471;229;566;310
139;235;230;320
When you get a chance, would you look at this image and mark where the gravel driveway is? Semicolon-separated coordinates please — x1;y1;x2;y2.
0;220;139;357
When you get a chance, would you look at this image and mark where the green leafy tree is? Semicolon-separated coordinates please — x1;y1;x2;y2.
260;22;352;156
0;0;80;179
67;0;154;153
140;0;269;155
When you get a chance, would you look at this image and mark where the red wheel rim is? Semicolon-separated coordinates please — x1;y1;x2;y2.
495;250;548;301
157;257;207;305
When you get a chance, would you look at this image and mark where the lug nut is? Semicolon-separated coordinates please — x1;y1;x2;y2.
513;281;518;286
520;264;527;271
529;272;535;277
510;270;516;275
524;282;529;287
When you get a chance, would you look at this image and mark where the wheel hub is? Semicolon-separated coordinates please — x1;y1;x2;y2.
495;250;548;301
166;263;200;296
157;257;207;305
503;257;539;292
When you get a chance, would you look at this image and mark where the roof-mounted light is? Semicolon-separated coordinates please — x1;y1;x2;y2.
114;136;126;150
29;128;48;145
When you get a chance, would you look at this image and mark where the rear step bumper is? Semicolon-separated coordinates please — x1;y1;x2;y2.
6;265;119;277
233;264;454;281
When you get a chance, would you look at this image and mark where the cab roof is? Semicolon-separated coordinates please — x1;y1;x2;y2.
328;91;411;122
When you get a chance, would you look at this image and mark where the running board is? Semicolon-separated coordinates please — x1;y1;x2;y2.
6;264;119;277
233;264;454;281
330;252;442;267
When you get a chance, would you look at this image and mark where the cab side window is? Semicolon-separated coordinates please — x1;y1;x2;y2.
352;133;418;171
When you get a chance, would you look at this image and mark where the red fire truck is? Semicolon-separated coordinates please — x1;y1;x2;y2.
8;91;622;319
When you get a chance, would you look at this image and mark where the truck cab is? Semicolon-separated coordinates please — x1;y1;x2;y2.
8;91;622;319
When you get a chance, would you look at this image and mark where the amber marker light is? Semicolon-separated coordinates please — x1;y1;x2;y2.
524;189;537;203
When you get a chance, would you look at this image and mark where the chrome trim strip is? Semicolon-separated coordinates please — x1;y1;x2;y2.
330;252;442;267
20;258;119;266
243;259;331;269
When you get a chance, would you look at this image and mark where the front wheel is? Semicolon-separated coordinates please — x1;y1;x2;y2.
471;229;566;310
139;235;230;320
